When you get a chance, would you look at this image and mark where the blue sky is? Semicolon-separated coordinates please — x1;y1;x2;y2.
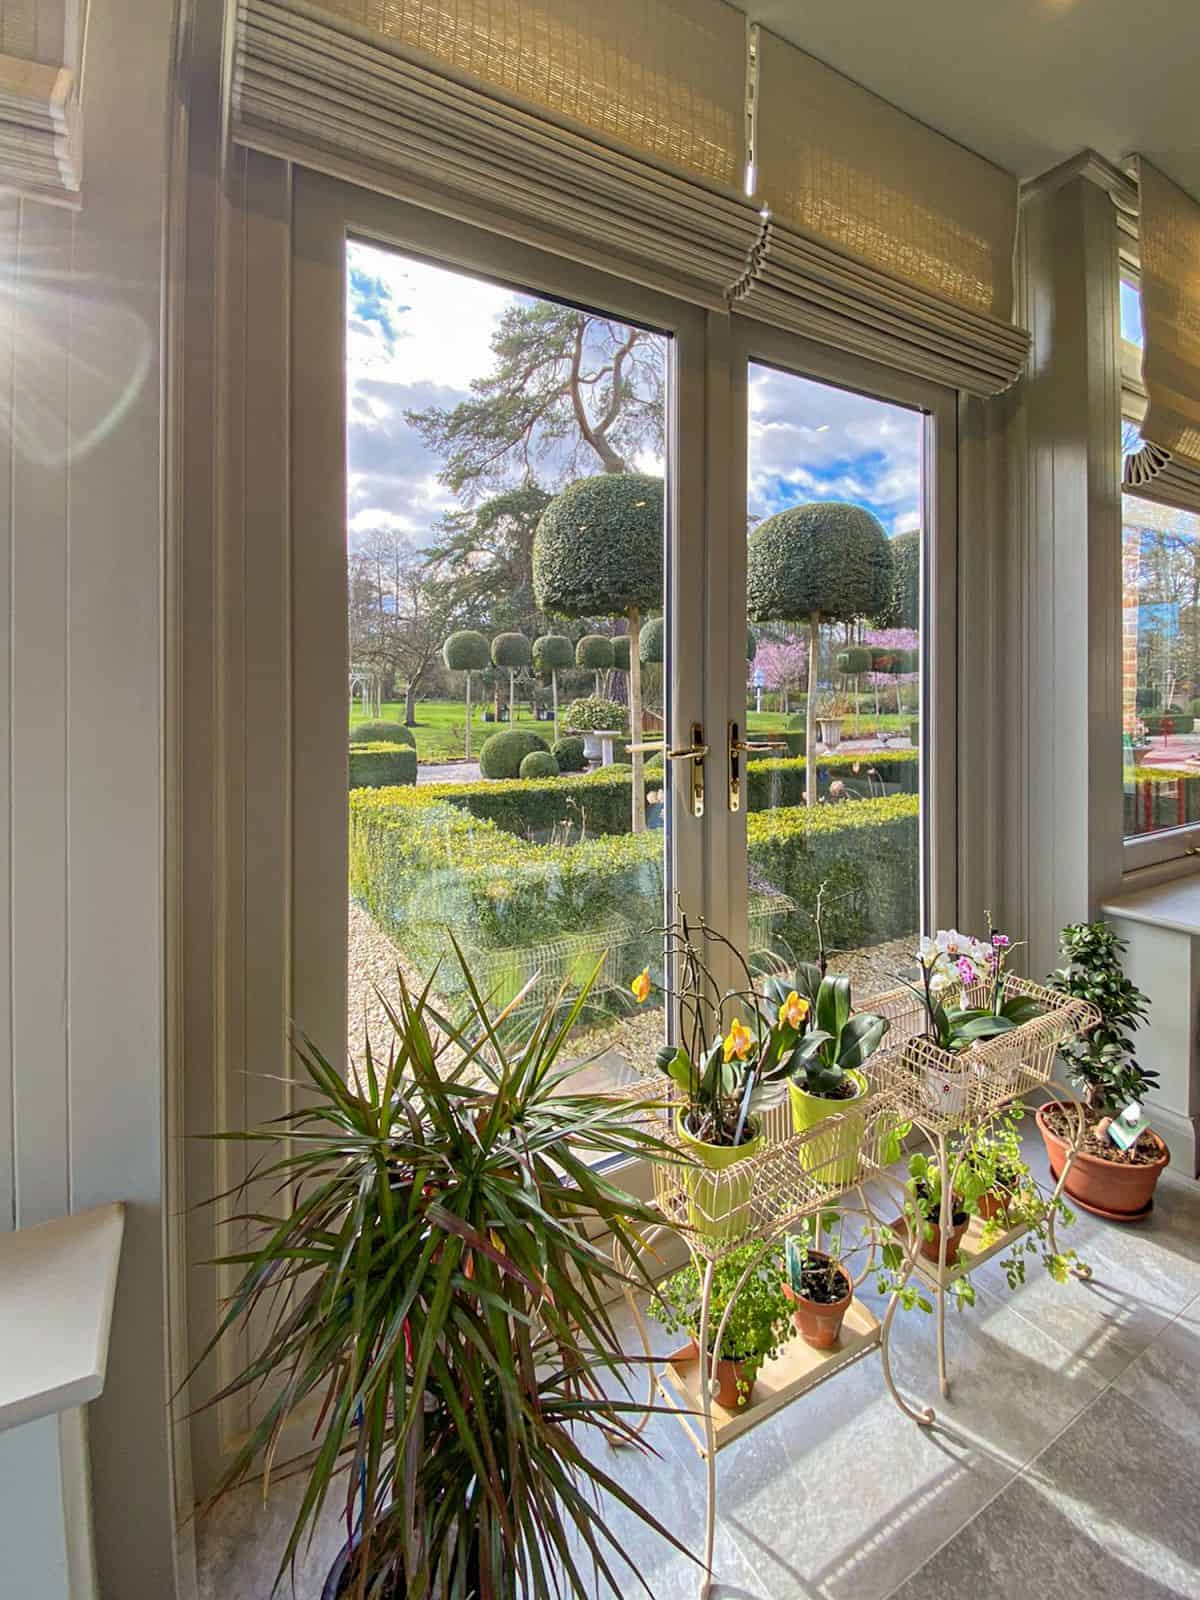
346;240;923;549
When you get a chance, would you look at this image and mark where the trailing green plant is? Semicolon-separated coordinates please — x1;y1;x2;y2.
564;695;627;732
652;1244;792;1404
191;950;690;1600
351;719;417;747
1048;920;1156;1113
478;728;549;779
348;742;418;789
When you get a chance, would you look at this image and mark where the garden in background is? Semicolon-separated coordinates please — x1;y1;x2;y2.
344;244;924;1059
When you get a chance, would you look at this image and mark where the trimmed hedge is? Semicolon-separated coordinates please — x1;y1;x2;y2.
553;735;587;772
349;743;417;788
1143;712;1195;735
350;785;919;994
352;719;415;748
479;729;549;779
575;635;614;671
520;750;560;779
1125;766;1200;836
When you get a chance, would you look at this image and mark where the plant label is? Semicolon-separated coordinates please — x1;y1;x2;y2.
1107;1100;1149;1151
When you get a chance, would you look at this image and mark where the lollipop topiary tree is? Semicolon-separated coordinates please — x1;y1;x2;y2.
878;527;920;631
491;632;532;726
532;633;574;740
575;634;614;695
836;645;873;736
747;502;893;807
535;475;663;832
442;629;491;760
611;634;631;673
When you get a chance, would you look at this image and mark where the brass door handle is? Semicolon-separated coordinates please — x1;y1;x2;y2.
727;721;783;811
625;740;665;753
664;723;706;816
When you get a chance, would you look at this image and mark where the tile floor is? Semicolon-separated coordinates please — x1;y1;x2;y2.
196;1122;1200;1600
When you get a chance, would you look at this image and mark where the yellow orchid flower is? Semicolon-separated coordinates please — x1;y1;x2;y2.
723;1016;753;1062
781;990;809;1030
630;968;652;1004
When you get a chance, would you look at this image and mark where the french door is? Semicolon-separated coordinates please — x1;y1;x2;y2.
287;168;958;1075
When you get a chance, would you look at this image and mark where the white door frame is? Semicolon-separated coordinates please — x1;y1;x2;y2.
721;320;961;950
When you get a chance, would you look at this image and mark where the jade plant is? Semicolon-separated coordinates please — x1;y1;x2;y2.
652;1243;792;1406
1048;920;1156;1114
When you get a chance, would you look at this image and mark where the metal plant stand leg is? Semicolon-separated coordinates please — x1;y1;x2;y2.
935;1130;952;1399
696;1252;717;1600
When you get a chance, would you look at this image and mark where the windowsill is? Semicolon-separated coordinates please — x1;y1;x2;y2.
1103;871;1200;936
1120;838;1200;893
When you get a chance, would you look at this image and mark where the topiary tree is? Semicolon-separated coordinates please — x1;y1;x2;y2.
575;634;614;696
478;729;550;780
535;474;663;832
351;719;417;748
836;646;873;736
519;749;560;780
611;635;631;672
639;616;664;665
533;633;573;740
747;502;893;807
443;629;491;760
552;735;587;773
491;632;533;727
878;527;919;630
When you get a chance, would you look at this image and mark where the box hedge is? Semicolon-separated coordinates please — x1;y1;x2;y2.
1142;712;1195;735
520;750;560;779
348;743;418;789
1125;765;1200;836
552;735;588;772
351;719;416;748
479;729;550;779
350;786;919;997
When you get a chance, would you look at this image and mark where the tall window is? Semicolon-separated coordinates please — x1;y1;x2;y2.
1122;492;1200;844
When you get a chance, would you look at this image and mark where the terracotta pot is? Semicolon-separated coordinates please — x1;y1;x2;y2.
917;1206;969;1264
976;1188;1012;1224
666;1341;757;1410
711;1355;755;1409
1036;1102;1170;1220
782;1253;852;1349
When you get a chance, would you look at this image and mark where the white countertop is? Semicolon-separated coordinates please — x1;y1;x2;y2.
0;1203;125;1432
1102;876;1200;938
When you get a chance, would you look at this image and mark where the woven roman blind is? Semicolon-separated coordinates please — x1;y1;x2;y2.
738;28;1027;396
307;0;747;188
1137;158;1200;467
232;0;762;309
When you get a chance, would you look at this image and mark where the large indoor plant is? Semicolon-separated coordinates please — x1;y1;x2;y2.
1039;919;1167;1219
192;951;687;1599
652;1243;793;1409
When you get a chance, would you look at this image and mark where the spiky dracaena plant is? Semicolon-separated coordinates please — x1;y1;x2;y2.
192;951;687;1600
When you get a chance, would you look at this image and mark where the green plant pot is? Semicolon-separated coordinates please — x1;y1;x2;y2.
675;1109;762;1242
787;1069;867;1188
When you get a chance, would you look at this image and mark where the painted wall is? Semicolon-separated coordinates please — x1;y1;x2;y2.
0;0;182;1593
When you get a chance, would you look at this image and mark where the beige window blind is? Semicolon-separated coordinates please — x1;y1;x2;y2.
232;0;761;309
753;29;1017;320
308;0;748;190
1137;158;1200;467
735;28;1028;396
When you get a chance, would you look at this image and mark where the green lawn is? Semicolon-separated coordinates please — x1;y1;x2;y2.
351;698;562;763
351;699;916;763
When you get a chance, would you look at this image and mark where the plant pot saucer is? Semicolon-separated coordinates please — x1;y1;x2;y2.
1049;1164;1155;1223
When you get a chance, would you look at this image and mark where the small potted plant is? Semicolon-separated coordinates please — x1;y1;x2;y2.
902;1149;974;1266
782;1215;856;1349
564;694;627;762
1038;920;1168;1220
653;1243;793;1409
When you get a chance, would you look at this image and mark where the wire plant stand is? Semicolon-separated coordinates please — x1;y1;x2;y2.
612;975;1099;1598
859;973;1101;1399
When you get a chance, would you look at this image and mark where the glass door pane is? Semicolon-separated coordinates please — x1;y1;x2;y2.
342;239;675;1088
739;359;927;994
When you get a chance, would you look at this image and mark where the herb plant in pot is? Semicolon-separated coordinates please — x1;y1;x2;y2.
653;1243;793;1409
1040;919;1167;1220
782;1216;855;1349
192;950;687;1600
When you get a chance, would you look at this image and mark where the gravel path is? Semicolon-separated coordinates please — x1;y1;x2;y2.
418;759;480;783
